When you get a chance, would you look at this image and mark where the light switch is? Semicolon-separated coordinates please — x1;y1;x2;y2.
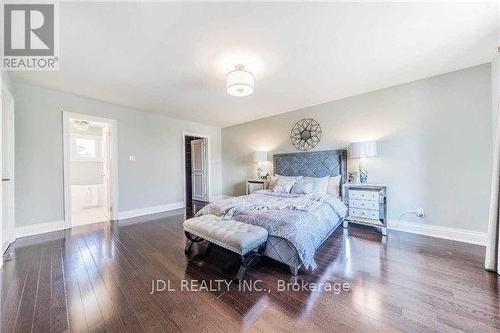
129;155;136;161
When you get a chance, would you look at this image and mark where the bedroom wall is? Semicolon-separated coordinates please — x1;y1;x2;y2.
492;54;499;129
14;82;222;228
221;64;492;233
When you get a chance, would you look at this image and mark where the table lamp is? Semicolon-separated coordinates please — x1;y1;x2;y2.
349;141;377;183
253;151;268;179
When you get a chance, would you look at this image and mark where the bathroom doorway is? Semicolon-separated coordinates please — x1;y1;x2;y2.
63;112;118;227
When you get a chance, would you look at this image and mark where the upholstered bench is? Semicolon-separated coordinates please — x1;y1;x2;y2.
183;214;268;280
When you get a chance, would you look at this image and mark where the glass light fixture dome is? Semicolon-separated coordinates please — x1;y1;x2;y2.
226;64;254;97
72;119;90;131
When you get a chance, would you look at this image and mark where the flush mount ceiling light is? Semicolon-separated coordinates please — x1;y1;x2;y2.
226;64;254;97
72;119;90;131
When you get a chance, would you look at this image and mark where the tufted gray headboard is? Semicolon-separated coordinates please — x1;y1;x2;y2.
273;149;348;184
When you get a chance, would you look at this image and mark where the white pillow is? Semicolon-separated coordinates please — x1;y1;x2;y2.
299;176;329;196
314;176;330;196
272;177;297;193
327;175;342;198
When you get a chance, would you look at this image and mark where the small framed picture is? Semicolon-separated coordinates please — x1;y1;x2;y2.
348;172;358;184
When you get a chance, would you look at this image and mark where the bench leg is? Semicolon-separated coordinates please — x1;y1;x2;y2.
185;240;194;256
184;231;203;257
236;265;248;280
236;254;252;280
235;243;266;280
204;243;213;257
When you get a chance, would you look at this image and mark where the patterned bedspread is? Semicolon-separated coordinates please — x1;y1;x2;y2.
196;190;348;270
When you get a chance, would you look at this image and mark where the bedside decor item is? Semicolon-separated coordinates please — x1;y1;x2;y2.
342;183;387;236
348;172;358;184
290;119;322;151
226;64;254;97
349;140;377;183
253;151;268;179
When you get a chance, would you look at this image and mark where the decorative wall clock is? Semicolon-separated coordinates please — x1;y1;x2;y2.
290;118;322;151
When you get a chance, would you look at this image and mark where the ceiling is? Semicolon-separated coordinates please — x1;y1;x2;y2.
9;2;499;127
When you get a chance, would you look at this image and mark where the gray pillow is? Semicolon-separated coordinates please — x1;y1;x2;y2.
290;181;315;194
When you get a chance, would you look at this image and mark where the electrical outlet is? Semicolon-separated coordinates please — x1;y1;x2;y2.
129;155;136;161
416;208;425;218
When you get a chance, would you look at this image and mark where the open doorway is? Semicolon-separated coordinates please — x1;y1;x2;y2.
183;133;209;217
63;112;118;228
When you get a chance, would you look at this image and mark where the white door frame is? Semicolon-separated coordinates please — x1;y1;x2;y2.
182;132;211;206
1;83;15;254
63;112;119;227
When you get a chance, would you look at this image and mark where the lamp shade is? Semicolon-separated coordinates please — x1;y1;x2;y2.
350;141;377;158
253;151;268;162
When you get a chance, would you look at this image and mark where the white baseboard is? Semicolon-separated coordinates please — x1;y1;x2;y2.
388;219;487;246
118;202;185;220
16;220;67;239
13;203;185;240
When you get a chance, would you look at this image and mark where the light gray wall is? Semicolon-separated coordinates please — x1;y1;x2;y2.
492;55;499;128
1;71;14;95
14;82;222;227
1;72;14;174
222;64;492;232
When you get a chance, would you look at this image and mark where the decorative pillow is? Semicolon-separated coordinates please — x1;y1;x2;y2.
327;175;342;198
291;180;315;194
270;175;301;191
272;177;297;193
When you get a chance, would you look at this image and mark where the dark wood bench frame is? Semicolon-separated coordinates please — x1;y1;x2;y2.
184;231;266;280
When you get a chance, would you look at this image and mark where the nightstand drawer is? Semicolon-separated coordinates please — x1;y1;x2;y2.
349;199;379;211
349;208;380;220
348;190;379;201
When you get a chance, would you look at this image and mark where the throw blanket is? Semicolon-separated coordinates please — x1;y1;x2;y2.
196;190;347;270
199;191;324;219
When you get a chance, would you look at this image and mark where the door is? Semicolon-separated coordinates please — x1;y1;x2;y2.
191;138;208;202
102;126;112;219
1;85;15;254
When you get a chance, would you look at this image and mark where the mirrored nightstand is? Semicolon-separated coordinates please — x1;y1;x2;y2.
246;179;268;195
342;183;388;235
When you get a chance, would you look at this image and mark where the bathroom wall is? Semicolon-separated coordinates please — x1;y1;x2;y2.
69;124;105;186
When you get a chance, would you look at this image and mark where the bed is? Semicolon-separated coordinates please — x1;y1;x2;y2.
196;149;348;275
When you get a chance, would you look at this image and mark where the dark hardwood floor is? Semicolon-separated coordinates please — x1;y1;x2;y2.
1;210;499;332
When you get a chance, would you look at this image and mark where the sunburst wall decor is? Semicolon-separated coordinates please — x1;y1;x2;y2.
290;118;322;151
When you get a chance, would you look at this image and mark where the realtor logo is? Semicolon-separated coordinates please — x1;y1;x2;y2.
3;3;59;70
